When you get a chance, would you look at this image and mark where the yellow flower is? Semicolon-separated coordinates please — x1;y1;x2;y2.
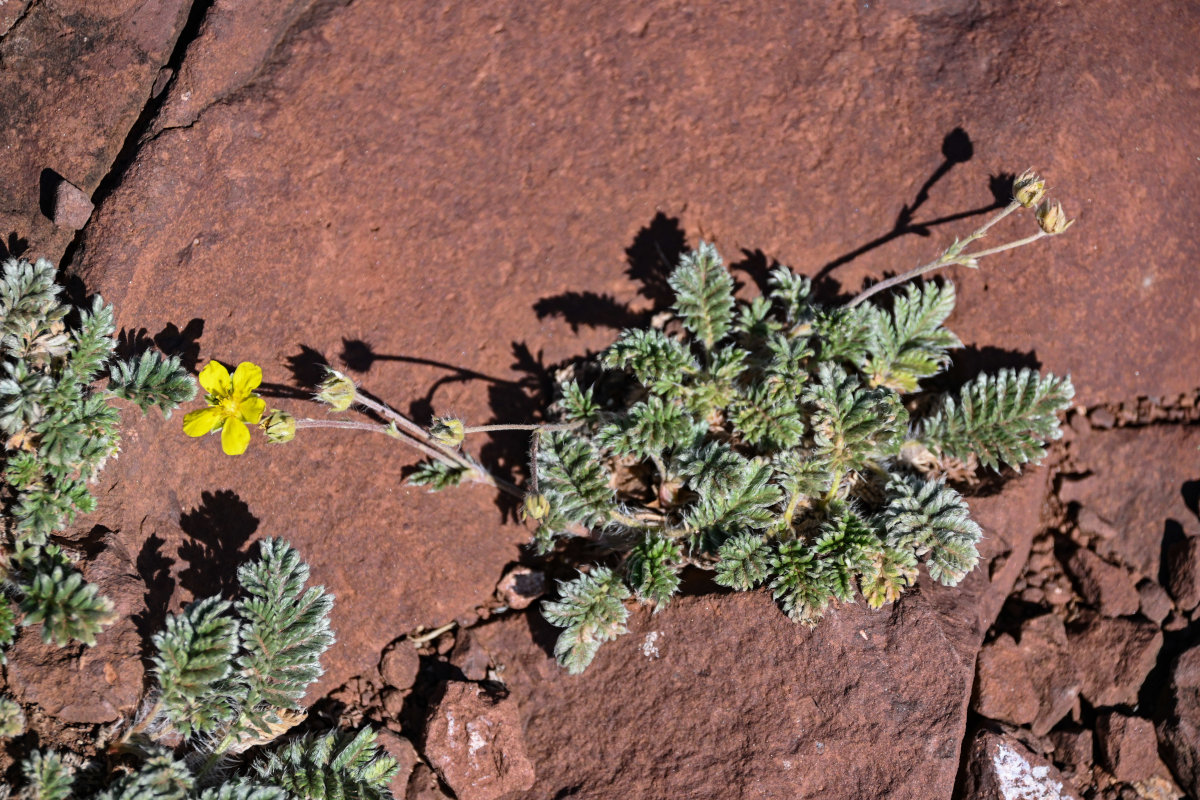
182;361;266;455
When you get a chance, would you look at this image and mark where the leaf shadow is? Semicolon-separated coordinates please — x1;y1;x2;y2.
177;490;259;600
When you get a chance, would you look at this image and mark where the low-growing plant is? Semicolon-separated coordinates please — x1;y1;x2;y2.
184;171;1075;673
0;256;195;651
14;538;400;800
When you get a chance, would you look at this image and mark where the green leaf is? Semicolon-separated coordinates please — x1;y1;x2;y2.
93;752;192;800
714;532;771;590
108;350;197;416
683;457;783;536
407;460;469;491
596;395;700;459
152;596;240;739
0;694;26;738
767;266;814;327
542;567;631;674
603;328;697;398
252;727;400;800
20;750;75;800
729;384;805;451
804;363;907;476
235;539;335;720
536;431;615;528
15;546;116;647
864;281;961;393
669;243;736;351
812;506;881;602
918;368;1074;470
558;379;601;424
768;540;831;626
626;534;683;609
879;474;982;585
813;305;875;368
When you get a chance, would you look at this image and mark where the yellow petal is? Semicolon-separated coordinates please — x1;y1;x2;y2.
198;361;232;397
231;362;263;398
221;418;251;455
238;396;266;424
183;407;225;437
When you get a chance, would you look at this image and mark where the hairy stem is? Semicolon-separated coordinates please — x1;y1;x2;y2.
845;200;1024;308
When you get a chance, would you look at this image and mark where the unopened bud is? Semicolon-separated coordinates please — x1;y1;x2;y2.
1012;169;1046;208
1036;200;1073;235
315;369;356;412
260;409;296;443
429;417;465;447
524;492;551;520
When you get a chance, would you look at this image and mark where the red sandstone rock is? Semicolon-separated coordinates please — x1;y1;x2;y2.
375;728;420;798
1065;546;1140;617
1095;712;1159;784
423;682;534;800
1136;580;1174;626
1067;611;1162;708
1156;644;1200;799
52;180;93;230
380;642;421;693
1045;727;1093;783
1165;536;1200;612
7;542;144;723
449;630;491;682
0;0;190;259
1063;427;1200;580
975;614;1080;736
960;730;1081;800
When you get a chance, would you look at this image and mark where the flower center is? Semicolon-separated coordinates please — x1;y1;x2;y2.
221;396;241;417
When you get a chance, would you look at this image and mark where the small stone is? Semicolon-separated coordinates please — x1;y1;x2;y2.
1164;536;1200;611
1045;727;1093;781
975;614;1080;736
53;179;94;230
424;682;535;800
496;566;546;610
1020;587;1046;604
375;728;420;796
1095;712;1159;783
407;763;453;800
961;730;1082;800
435;633;455;656
1045;579;1075;606
449;630;491;682
1057;475;1101;507
1067;611;1162;707
1163;611;1190;632
380;642;421;692
1089;407;1117;429
1136;580;1174;625
1065;546;1140;617
1077;508;1120;541
381;687;407;724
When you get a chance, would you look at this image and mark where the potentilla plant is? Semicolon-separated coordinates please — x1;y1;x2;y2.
0;256;195;652
184;171;1075;673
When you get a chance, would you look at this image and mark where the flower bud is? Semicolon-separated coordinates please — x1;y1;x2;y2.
1036;200;1073;235
1012;169;1046;208
260;409;296;443
429;417;465;447
524;492;551;521
315;369;356;412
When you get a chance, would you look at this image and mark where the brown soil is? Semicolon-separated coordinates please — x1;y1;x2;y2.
1;1;1198;798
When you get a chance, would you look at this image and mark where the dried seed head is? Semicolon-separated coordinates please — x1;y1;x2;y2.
429;417;465;447
1036;200;1074;235
315;369;356;412
1012;169;1047;208
260;409;296;443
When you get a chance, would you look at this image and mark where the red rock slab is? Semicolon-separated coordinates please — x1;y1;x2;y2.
1061;426;1200;581
64;0;1177;701
470;473;1047;800
0;0;190;259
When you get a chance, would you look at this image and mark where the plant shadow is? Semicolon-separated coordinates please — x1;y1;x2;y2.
177;489;260;601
